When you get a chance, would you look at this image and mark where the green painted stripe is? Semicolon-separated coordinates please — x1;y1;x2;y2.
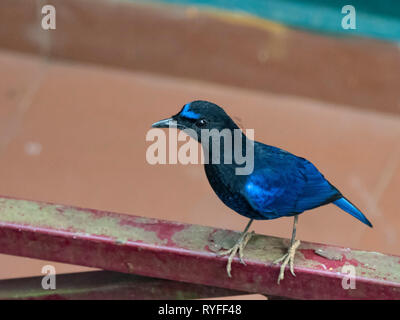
141;0;400;42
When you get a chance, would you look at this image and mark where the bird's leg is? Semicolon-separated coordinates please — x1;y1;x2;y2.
218;219;254;278
273;215;301;284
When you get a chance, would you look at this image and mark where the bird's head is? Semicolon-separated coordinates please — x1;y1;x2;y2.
151;100;239;143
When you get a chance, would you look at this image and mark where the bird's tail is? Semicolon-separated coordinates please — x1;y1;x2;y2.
333;197;372;227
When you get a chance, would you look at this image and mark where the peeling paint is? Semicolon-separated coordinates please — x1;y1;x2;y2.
314;248;342;261
1;196;400;299
171;225;211;251
299;247;400;283
0;198;165;245
208;230;240;252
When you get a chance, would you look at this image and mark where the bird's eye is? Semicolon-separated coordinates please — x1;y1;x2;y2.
196;119;207;127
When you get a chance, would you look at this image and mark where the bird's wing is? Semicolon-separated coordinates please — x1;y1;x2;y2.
293;158;341;210
243;154;340;216
243;165;303;215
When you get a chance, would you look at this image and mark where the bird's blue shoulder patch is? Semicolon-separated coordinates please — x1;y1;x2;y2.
180;103;201;119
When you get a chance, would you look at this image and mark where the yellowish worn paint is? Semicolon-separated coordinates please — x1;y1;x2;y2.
185;6;287;36
0;198;165;245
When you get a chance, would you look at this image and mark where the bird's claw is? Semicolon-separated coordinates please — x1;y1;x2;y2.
218;231;254;277
273;239;301;284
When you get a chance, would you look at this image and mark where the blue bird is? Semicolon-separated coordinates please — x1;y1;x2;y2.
152;100;372;283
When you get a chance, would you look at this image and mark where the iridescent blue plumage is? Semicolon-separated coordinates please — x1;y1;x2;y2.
153;100;373;227
180;103;201;120
243;143;341;218
333;197;372;227
152;100;372;282
206;139;372;227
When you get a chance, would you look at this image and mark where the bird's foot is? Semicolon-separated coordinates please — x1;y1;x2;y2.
273;239;301;284
218;230;255;278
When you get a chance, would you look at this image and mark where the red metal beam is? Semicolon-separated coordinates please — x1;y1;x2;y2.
0;196;399;299
0;271;246;300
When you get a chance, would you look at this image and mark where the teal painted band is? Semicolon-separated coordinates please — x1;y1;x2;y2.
143;0;400;42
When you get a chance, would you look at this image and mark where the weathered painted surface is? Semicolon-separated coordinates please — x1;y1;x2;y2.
0;271;246;300
0;196;399;299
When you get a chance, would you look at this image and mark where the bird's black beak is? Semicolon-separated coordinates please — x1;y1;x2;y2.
151;118;175;128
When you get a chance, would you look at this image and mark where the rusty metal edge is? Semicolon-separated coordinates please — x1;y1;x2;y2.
0;196;399;299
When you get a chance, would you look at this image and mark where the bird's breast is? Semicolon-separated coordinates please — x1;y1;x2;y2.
204;164;259;218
